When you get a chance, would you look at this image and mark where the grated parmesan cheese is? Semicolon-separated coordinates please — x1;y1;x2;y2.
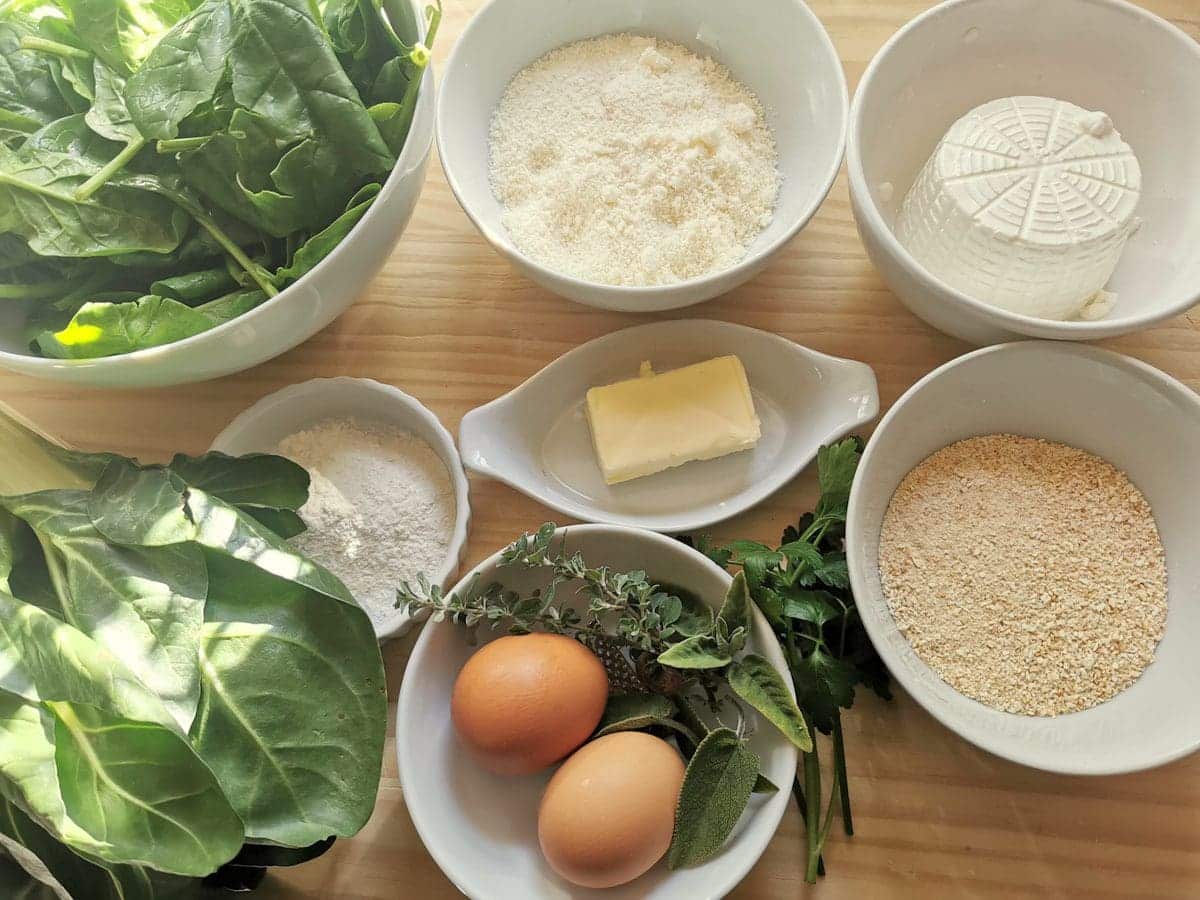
488;34;780;287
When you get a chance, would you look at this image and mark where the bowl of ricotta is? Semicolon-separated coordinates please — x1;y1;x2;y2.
436;0;848;312
847;0;1200;344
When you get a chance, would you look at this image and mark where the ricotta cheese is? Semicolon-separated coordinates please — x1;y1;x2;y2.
895;96;1141;321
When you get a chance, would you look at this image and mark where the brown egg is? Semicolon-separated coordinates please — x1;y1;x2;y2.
538;732;686;889
451;633;608;776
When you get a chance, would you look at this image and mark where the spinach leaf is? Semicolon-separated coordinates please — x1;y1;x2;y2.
35;296;218;358
125;0;233;140
276;182;380;283
0;146;187;257
70;0;195;73
150;265;238;303
23;114;121;165
0;21;75;129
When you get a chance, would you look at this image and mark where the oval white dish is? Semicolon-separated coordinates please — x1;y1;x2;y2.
459;320;878;533
210;377;471;642
397;524;798;900
847;342;1200;774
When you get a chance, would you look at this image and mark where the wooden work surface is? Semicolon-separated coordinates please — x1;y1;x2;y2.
3;1;1199;897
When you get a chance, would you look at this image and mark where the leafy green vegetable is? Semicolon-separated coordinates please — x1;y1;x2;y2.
1;0;440;358
667;728;760;869
728;653;811;751
0;406;387;894
691;437;893;883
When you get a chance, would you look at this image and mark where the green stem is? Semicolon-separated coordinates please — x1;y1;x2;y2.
0;281;73;301
0;171;80;205
190;210;278;298
156;136;211;154
832;713;853;836
19;36;91;60
34;534;73;624
803;737;822;883
791;775;825;876
75;137;146;202
424;0;442;49
0;108;41;135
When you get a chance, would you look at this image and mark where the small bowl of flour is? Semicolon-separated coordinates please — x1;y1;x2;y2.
435;0;849;312
211;378;471;641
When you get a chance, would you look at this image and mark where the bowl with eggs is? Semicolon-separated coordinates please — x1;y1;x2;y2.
396;524;801;899
846;341;1200;774
435;0;848;312
847;0;1200;344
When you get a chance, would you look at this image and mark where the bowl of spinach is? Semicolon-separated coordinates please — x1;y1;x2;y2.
0;0;440;387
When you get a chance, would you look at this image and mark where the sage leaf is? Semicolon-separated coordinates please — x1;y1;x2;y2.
656;634;731;670
728;653;812;751
753;773;779;794
191;551;386;845
717;571;752;635
595;693;680;737
667;727;760;869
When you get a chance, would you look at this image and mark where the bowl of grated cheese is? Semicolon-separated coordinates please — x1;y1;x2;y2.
436;0;848;312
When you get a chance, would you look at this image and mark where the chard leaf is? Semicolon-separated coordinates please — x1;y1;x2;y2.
0;799;162;900
0;841;63;900
727;653;812;751
667;727;759;869
0;146;187;257
2;490;207;731
0;591;243;875
167;451;310;512
191;551;385;845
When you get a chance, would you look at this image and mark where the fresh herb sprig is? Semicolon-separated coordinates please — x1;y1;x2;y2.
397;527;814;868
688;437;892;882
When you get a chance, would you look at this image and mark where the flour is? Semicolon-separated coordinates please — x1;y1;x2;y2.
274;418;455;631
489;34;780;286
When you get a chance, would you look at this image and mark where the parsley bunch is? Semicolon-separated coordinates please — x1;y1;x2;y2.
689;437;891;882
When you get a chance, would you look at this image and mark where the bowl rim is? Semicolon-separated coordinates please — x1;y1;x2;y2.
0;0;436;374
434;0;849;300
846;340;1200;775
845;0;1200;339
209;376;472;642
396;523;799;899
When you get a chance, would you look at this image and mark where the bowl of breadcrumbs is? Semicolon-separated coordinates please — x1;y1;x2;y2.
847;341;1200;775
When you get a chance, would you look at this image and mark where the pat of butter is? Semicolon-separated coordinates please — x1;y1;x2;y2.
585;356;761;485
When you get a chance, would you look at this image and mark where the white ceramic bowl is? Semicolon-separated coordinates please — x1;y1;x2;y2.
0;3;436;389
436;0;848;312
460;319;878;532
210;377;471;642
847;0;1200;345
398;525;799;899
846;342;1200;774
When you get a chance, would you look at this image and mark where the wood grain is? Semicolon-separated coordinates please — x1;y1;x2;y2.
3;1;1199;897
